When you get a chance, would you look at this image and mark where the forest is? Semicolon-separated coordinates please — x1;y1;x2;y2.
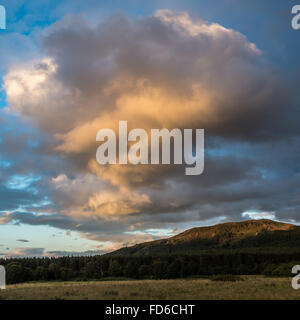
1;250;299;284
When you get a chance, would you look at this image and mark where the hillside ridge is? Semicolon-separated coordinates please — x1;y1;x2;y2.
169;219;294;242
108;219;299;256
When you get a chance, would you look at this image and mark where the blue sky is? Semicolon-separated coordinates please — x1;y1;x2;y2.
0;0;300;257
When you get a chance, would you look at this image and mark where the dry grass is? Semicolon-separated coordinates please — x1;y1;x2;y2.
0;276;299;300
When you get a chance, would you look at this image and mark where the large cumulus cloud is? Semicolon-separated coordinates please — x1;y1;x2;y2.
2;10;300;251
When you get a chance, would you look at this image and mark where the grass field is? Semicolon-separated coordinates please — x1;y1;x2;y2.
0;276;299;300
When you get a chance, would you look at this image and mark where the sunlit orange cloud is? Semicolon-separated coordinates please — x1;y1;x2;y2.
3;9;284;224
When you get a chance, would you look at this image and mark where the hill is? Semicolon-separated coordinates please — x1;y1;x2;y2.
109;219;300;256
2;219;300;283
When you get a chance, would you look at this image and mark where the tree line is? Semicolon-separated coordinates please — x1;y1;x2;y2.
0;251;299;284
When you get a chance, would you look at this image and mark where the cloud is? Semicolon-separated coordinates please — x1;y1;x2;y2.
0;212;12;224
5;10;280;142
1;10;300;254
5;247;44;258
2;247;111;258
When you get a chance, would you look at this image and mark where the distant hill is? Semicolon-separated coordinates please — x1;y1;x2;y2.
108;219;300;256
2;219;300;283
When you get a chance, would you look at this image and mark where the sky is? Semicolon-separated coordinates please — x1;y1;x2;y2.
0;0;300;257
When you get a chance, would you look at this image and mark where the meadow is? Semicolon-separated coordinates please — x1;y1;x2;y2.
0;276;299;300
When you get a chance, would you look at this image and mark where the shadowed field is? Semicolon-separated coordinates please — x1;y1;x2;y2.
0;276;299;300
